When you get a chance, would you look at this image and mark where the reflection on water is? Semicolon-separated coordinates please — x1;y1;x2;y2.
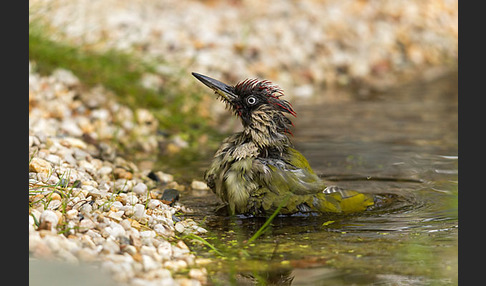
177;72;458;285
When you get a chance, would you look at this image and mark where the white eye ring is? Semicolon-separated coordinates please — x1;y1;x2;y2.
247;96;257;105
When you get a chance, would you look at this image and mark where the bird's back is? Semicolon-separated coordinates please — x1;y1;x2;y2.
250;147;375;215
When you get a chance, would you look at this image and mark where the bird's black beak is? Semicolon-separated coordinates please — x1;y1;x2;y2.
192;72;238;102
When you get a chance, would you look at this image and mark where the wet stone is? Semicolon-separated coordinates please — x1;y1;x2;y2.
161;189;180;206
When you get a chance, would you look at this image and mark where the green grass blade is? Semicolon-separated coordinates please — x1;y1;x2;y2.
247;194;291;245
185;233;224;257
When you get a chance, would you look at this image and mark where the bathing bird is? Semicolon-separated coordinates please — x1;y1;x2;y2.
192;72;382;216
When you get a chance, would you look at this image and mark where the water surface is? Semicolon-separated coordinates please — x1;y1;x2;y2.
175;72;458;285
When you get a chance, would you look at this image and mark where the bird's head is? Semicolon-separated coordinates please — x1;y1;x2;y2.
192;72;296;134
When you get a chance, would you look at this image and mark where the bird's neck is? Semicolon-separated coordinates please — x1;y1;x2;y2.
241;110;293;153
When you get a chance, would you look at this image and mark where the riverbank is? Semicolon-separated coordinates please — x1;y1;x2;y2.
29;65;211;285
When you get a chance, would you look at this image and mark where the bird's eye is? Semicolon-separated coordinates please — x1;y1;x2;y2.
247;96;257;105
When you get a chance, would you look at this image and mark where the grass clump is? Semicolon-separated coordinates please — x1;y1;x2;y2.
29;18;215;142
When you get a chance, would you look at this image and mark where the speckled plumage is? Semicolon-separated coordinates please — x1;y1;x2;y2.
192;72;375;216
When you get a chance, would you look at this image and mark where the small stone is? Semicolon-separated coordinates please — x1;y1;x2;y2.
114;168;133;180
63;153;77;166
38;210;59;231
130;219;142;230
129;232;142;248
78;219;97;233
45;154;62;165
102;238;120;254
140;230;156;239
136;109;157;125
189;268;208;284
157;241;172;258
29;135;41;148
114;179;134;193
142;255;161;272
30;236;53;259
120;219;132;230
161;189;180;206
140;245;158;258
78;160;96;174
147;199;161;209
47;200;62;210
121;244;137;255
133;204;146;219
59;137;87;149
191;180;208;190
153;224;171;237
61;119;83;137
132;183;148;196
97;166;113;176
52;68;79;86
73;148;90;161
76;248;98;262
124;194;139;206
140;73;164;91
174;222;185;233
108;210;125;221
155;171;173;183
176;240;189;251
29;158;52;174
65;209;78;220
106;222;126;238
50;192;62;201
87;187;108;199
293;84;314;98
164;259;187;271
79;203;93;215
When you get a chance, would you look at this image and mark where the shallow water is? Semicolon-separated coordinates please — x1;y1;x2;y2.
174;72;458;285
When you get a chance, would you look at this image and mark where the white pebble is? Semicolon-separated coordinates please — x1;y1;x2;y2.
124;194;139;206
133;204;146;219
157;241;173;259
102;239;120;254
39;210;59;231
114;179;134;193
97;166;113;176
147;199;161;209
65;209;78;220
108;210;124;221
79;202;93;215
153;224;170;236
140;230;156;239
191;180;208;190
107;222;126;238
132;182;148;196
142;255;161;272
47;200;62;210
78;219;97;233
174;222;185;233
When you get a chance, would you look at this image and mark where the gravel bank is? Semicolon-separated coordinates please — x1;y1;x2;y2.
29;64;210;285
30;0;457;97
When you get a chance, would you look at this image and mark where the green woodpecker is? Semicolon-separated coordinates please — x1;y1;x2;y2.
192;72;379;216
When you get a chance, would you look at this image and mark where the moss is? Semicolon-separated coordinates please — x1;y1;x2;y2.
29;19;215;139
29;19;225;172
